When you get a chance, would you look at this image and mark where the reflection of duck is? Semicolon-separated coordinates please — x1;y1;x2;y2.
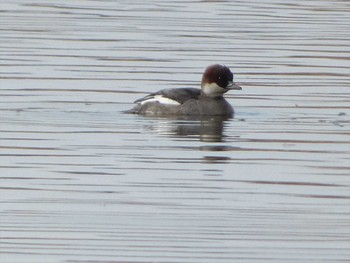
127;64;241;117
145;115;232;142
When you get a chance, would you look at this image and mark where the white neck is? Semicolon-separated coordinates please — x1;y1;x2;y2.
201;82;227;97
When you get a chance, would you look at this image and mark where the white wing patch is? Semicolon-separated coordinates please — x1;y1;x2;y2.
139;95;180;106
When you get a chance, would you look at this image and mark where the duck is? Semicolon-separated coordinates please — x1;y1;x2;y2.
127;64;241;116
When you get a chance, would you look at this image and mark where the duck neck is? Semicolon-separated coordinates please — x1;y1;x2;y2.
200;91;223;100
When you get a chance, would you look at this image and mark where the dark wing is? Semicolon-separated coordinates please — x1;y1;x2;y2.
135;88;201;104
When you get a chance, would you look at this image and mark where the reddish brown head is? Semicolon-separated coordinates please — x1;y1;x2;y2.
201;64;241;97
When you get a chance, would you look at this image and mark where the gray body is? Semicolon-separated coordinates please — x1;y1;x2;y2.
128;88;234;116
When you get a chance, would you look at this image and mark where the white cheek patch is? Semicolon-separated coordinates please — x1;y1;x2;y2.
140;95;180;106
202;82;227;97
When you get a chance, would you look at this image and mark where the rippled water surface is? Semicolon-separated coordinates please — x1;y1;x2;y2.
1;0;350;262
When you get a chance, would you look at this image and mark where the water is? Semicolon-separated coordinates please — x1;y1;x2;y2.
1;0;350;262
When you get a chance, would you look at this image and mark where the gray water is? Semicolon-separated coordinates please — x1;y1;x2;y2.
1;0;350;262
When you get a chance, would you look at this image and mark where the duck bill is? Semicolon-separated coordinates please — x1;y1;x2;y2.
226;81;242;90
